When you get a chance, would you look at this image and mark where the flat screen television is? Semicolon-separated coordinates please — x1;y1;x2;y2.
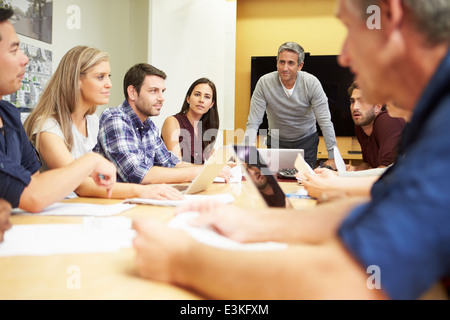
250;54;355;137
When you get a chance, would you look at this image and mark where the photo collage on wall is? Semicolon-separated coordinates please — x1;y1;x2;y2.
2;0;53;121
2;42;52;113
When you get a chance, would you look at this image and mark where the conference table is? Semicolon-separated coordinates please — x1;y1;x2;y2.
0;180;314;300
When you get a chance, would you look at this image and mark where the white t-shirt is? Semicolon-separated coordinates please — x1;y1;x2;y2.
35;115;99;172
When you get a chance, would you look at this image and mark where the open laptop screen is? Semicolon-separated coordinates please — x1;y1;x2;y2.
233;145;287;208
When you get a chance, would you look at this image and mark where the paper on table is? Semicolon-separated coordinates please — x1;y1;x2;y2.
124;193;235;207
168;212;288;251
333;146;347;174
11;202;135;217
285;188;315;199
213;165;242;183
294;153;315;175
0;217;136;257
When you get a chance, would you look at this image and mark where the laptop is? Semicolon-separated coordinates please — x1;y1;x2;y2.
233;145;291;208
172;147;229;194
257;148;305;179
257;148;305;174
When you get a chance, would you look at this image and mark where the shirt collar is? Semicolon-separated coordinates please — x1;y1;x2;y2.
121;99;153;133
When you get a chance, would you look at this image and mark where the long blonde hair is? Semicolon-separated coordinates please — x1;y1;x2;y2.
24;46;109;152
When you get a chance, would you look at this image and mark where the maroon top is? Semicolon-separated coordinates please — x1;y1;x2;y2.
355;110;406;168
172;113;205;164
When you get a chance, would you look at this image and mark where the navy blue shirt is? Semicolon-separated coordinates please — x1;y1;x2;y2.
339;51;450;299
0;100;41;207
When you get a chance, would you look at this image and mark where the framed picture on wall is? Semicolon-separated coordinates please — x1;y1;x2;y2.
2;42;52;121
9;0;53;44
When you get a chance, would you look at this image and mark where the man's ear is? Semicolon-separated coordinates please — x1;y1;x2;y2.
379;0;407;64
380;0;404;34
374;104;383;115
127;85;137;101
298;62;304;71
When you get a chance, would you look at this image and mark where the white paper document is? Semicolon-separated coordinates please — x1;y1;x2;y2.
12;202;136;217
168;212;288;251
0;217;136;257
124;193;235;207
294;153;315;175
333;146;347;173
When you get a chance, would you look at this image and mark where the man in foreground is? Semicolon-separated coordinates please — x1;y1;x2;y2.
132;0;450;299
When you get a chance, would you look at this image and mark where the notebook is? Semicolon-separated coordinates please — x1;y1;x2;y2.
257;148;305;174
233;145;290;208
171;146;230;194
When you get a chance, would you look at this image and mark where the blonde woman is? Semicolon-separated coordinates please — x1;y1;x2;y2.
24;46;182;200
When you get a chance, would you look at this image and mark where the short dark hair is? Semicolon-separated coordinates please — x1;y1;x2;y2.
123;63;167;100
0;6;13;21
0;7;14;41
348;81;360;98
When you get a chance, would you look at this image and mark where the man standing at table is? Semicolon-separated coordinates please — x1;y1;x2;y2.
132;0;450;300
243;42;337;169
0;6;117;214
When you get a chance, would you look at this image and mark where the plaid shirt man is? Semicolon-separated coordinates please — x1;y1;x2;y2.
94;100;180;183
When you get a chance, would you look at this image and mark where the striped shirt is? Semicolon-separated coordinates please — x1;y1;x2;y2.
94;100;179;183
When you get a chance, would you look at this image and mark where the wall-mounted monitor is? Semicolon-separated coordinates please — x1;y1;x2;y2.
250;54;355;137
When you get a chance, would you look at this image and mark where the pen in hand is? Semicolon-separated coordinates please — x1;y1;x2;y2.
97;173;114;198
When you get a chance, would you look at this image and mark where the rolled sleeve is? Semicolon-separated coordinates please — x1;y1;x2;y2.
0;171;29;208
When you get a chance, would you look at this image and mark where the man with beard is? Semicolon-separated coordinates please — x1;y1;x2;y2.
95;63;230;185
348;82;405;171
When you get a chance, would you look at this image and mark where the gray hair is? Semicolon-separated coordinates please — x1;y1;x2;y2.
355;0;450;45
277;42;305;65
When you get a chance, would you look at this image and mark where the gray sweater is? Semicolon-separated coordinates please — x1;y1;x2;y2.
244;71;337;158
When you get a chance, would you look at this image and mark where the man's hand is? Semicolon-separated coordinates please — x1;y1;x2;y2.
132;219;192;282
296;168;346;202
0;199;12;242
90;154;117;198
140;184;184;200
175;200;273;243
322;159;337;170
217;165;232;183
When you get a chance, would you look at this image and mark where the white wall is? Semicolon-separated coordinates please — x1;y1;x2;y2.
14;0;236;140
16;0;149;115
148;0;236;144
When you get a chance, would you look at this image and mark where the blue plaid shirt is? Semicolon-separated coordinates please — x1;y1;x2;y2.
94;100;180;183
